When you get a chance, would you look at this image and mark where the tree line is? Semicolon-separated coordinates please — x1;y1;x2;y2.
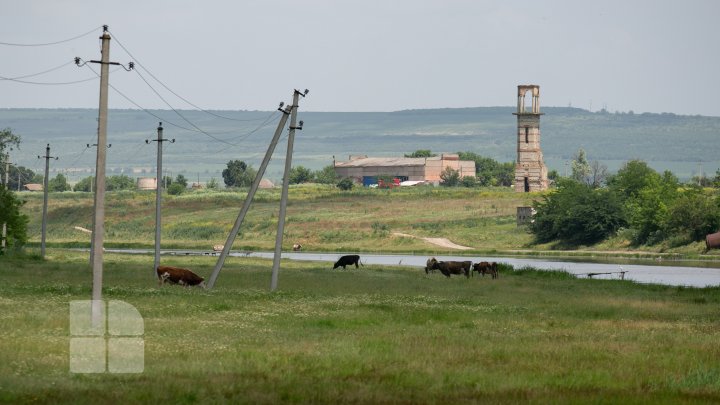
530;153;720;248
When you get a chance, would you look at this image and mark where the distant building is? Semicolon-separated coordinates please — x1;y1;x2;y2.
137;177;157;190
259;179;275;189
24;184;43;192
333;153;475;186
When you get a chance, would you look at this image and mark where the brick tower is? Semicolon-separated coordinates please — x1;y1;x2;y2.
513;85;548;192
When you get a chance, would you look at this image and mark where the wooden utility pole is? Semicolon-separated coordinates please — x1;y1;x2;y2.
206;101;292;290
38;144;57;258
146;123;174;278
271;89;307;291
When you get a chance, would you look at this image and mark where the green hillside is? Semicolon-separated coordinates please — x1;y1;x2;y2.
1;107;718;184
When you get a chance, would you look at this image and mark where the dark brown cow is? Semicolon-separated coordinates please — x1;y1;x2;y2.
472;261;498;279
156;265;206;288
427;258;470;278
333;255;362;269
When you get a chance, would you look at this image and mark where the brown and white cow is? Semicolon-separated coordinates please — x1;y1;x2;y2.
472;261;499;279
292;243;302;251
156;265;206;288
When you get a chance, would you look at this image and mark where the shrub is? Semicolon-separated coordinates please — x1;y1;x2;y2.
337;178;354;191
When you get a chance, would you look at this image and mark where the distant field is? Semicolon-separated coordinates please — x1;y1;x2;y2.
18;185;717;259
1;251;719;403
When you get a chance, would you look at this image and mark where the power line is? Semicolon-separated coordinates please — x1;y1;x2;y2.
108;29;272;122
132;68;234;145
0;60;74;80
0;26;103;47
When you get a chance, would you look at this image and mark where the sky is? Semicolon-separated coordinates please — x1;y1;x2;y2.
1;0;719;116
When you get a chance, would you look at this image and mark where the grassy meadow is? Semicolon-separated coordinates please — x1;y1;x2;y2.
1;250;720;403
17;185;717;258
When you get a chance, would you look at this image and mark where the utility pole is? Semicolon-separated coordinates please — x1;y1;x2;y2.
206;100;293;289
37;144;58;258
146;123;174;278
2;153;10;252
85;143;109;265
271;89;307;291
75;25;133;326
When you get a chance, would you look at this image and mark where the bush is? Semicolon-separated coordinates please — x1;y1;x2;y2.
530;179;626;245
167;183;185;195
337;178;354;191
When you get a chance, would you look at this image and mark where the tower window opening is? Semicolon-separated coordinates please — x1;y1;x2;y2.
525;127;529;143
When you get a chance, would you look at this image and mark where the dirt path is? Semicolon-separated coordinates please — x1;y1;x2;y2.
393;233;473;250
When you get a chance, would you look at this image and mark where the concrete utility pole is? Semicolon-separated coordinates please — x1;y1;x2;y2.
86;143;109;265
271;89;307;291
2;153;9;251
75;25;133;325
206;101;293;290
37;144;58;258
146;123;174;278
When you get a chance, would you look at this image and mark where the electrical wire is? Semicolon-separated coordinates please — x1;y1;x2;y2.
0;26;103;47
108;29;271;122
0;60;74;80
133;68;235;145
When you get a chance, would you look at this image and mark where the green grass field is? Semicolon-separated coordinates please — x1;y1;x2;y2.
1;250;720;403
17;185;717;258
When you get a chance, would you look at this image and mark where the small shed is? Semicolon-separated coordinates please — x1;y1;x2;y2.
517;206;535;226
24;184;43;192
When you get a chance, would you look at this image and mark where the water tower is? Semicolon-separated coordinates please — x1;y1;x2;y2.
513;85;548;192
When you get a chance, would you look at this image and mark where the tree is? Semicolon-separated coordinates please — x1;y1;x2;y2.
461;175;478;188
207;178;219;189
288;166;314;184
624;170;679;245
337;177;354;191
607;159;659;201
0;185;28;252
48;173;71;192
6;165;38;191
440;166;460;187
405;149;436;158
530;179;626;246
222;160;256;188
73;176;94;192
175;174;188;188
313;165;339;184
495;162;516;187
664;186;720;242
571;148;591;184
0;128;21;158
589;160;609;188
167;182;185;195
713;169;720;189
106;174;136;191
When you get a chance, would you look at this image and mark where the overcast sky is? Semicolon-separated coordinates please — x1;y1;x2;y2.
1;0;719;116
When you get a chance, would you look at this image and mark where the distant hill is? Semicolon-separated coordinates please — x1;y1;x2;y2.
1;107;718;184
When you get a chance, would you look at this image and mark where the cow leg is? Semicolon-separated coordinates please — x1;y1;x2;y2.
354;261;359;268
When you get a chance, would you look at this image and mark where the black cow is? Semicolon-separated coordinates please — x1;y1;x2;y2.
333;254;362;269
427;258;470;278
472;261;498;279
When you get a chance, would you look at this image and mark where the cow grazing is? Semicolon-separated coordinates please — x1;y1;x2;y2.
156;265;206;288
292;243;302;251
472;261;498;279
333;254;362;269
427;258;470;278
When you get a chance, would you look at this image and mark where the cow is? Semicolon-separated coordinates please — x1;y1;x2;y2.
333;254;362;270
472;261;499;279
156;265;206;288
292;243;302;251
425;257;437;274
427;257;470;278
